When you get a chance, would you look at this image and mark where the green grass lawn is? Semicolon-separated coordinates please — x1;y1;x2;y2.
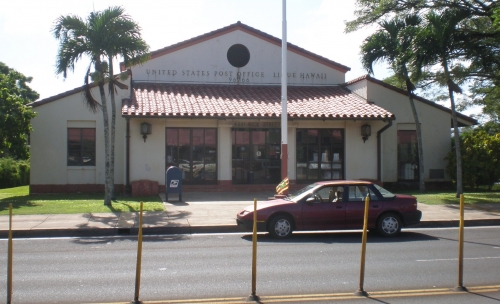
410;191;500;205
0;186;165;215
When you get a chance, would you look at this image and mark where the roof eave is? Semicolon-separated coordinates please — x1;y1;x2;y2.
120;21;351;73
345;75;478;126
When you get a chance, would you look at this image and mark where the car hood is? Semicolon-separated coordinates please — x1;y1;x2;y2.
241;198;292;212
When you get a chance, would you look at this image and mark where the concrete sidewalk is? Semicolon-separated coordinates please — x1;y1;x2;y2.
1;192;500;238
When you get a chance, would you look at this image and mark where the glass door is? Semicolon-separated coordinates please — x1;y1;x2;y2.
232;130;250;184
165;128;217;184
232;128;281;184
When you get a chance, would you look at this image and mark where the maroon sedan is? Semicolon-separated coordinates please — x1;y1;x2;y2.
236;180;422;238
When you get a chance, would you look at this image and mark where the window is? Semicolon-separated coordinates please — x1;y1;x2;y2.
397;130;419;180
166;128;217;184
67;128;96;166
296;129;344;181
227;44;250;68
348;185;378;201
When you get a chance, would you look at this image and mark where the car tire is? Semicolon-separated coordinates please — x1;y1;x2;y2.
377;213;402;237
268;215;293;239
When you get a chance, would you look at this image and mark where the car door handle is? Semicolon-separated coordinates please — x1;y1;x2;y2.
336;206;343;209
373;205;379;208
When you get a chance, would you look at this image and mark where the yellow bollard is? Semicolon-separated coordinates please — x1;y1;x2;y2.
454;194;467;291
7;203;13;304
134;202;144;303
355;195;370;296
247;198;260;302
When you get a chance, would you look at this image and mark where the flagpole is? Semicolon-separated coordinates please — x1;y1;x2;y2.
281;0;288;195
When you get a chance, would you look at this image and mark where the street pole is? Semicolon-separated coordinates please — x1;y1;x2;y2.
454;194;467;292
247;199;260;302
134;202;144;303
7;203;13;304
355;195;370;297
281;0;288;194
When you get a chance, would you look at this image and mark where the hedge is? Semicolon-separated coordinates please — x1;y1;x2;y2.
0;157;29;189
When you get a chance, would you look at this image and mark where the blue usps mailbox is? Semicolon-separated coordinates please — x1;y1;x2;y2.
166;166;183;202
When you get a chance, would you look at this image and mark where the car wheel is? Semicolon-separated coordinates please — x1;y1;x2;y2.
377;213;401;237
269;215;293;239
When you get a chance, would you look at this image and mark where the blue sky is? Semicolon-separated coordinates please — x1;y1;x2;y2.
1;0;389;100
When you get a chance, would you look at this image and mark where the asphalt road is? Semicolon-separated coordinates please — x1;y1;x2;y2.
1;227;499;303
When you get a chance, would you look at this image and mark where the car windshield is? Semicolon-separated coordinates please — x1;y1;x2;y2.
287;183;320;202
373;184;396;199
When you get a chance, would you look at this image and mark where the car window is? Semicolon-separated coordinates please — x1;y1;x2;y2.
348;185;378;201
373;184;396;199
312;186;345;203
315;187;333;203
330;186;344;202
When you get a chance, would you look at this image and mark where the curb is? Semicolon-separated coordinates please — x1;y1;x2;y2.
411;219;500;228
1;220;499;239
0;225;247;239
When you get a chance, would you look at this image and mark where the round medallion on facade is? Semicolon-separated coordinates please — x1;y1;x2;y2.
227;44;250;68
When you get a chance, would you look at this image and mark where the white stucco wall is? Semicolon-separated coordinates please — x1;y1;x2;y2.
345;79;368;99
358;81;453;182
131;29;346;86
30;81;130;186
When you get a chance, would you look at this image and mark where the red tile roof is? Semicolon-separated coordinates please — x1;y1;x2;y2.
122;83;394;120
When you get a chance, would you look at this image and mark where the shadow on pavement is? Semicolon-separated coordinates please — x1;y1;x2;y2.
366;298;390;304
467;291;500;302
240;231;439;244
71;234;191;245
434;236;500;248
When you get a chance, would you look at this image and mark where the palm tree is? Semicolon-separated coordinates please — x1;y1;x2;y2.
360;15;426;192
414;9;471;196
53;6;149;205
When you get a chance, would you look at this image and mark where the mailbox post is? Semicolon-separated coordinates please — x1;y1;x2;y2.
166;166;183;202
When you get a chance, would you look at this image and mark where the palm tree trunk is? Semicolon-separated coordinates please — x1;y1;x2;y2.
449;87;463;196
407;92;425;192
96;60;112;206
108;58;116;201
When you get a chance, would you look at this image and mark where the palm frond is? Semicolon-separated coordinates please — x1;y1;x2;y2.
83;65;100;113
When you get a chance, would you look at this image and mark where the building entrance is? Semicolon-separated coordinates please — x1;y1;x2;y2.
232;128;281;184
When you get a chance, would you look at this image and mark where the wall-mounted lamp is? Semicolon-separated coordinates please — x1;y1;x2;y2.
361;124;371;143
140;122;152;142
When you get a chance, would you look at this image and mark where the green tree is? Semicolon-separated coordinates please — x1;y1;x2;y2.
361;15;426;192
347;0;500;119
470;79;500;122
414;9;471;196
446;128;500;190
53;6;149;205
346;0;497;34
0;62;38;160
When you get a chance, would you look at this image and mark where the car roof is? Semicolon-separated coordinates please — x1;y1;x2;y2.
314;180;373;186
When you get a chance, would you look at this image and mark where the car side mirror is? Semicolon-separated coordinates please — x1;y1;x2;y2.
306;197;316;204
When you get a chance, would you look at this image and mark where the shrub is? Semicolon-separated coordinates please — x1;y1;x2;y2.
0;157;30;188
446;129;500;190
